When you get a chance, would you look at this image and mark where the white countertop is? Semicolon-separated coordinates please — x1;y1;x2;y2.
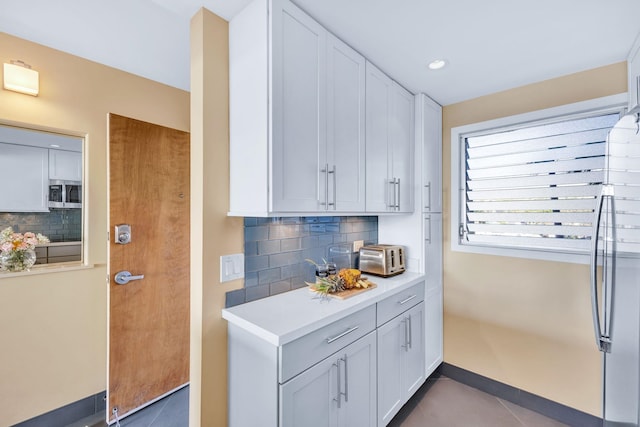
222;271;425;346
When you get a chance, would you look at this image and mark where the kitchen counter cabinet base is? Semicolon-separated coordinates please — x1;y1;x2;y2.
228;323;278;427
224;273;427;427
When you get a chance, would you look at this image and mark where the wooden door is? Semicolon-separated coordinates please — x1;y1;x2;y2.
108;114;190;423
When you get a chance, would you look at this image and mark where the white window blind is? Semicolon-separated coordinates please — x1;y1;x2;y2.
461;112;621;253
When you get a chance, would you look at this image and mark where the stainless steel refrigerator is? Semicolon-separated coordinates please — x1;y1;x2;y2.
591;108;640;427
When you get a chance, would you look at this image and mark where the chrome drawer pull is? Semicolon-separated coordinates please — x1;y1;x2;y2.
342;354;349;402
333;360;341;408
398;294;417;305
326;326;359;344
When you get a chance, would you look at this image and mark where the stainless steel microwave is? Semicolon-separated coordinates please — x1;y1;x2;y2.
49;180;82;209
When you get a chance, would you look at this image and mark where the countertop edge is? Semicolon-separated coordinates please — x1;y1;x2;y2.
222;272;426;346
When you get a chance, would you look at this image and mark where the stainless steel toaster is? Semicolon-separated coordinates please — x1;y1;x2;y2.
358;244;405;277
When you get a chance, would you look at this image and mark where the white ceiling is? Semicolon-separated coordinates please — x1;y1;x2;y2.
1;0;640;105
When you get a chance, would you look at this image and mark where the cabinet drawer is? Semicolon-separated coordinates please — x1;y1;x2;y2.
376;281;425;327
279;304;376;383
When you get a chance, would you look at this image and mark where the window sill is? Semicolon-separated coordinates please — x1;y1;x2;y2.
0;262;97;279
451;240;590;265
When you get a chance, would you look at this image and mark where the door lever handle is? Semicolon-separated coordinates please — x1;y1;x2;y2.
114;271;145;285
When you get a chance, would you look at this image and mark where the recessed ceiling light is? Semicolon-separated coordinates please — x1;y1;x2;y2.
50;144;60;148
428;59;447;70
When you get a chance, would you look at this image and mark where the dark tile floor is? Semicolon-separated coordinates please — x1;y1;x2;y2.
389;376;569;427
71;376;567;427
66;386;188;427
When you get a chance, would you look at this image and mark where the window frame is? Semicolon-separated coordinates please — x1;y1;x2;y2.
450;93;628;264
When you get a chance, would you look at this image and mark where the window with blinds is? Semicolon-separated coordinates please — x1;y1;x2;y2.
460;112;621;254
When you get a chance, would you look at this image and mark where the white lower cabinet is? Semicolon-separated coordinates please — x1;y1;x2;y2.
424;213;443;376
377;301;425;426
425;287;443;376
280;331;377;427
223;274;429;427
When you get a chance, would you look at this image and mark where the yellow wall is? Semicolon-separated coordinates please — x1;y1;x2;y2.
189;10;244;427
0;32;189;425
442;62;627;416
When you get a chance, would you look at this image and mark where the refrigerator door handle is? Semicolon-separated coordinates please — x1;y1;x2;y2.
590;186;612;353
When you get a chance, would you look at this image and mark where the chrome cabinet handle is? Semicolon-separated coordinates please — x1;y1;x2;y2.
401;317;409;352
331;165;337;210
321;164;329;210
425;216;432;243
398;294;417;305
388;178;397;209
408;314;412;350
114;271;145;285
328;165;336;209
333;360;341;408
326;326;359;344
424;182;431;210
396;178;401;210
342;354;349;403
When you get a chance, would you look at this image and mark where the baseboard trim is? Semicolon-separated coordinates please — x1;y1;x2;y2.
12;391;106;427
440;363;602;427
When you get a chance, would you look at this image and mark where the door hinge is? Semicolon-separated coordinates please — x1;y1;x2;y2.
459;224;465;238
106;274;110;284
107;230;110;242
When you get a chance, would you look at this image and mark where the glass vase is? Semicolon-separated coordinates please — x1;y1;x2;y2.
0;249;37;272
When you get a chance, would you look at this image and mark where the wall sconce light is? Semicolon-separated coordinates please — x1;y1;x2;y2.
3;60;39;96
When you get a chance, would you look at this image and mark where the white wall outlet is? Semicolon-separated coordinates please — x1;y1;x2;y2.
353;240;365;252
220;253;245;283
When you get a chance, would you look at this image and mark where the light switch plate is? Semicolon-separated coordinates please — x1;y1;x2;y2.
353;240;365;252
220;253;244;283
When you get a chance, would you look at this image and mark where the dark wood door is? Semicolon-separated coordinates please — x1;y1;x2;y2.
108;113;190;423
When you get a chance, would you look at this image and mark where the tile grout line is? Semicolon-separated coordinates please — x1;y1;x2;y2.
496;397;527;427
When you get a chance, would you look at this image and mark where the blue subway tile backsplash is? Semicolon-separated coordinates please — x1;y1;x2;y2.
225;216;378;307
0;210;82;242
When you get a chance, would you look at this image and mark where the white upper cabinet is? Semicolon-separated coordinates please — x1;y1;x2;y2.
0;143;49;212
628;32;640;111
271;0;325;212
325;34;366;212
229;0;366;216
365;61;414;213
49;149;82;182
418;94;442;213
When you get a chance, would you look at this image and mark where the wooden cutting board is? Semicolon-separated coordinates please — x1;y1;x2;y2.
309;282;377;299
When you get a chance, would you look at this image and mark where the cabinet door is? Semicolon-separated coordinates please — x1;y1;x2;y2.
377;315;405;426
404;302;425;397
271;0;326;212
421;95;442;213
49;149;82;181
425;287;443;377
628;33;640;111
280;331;376;427
0;143;49;212
390;82;414;213
424;214;443;293
424;214;443;376
365;61;393;212
280;353;338;427
337;331;377;427
326;34;366;212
